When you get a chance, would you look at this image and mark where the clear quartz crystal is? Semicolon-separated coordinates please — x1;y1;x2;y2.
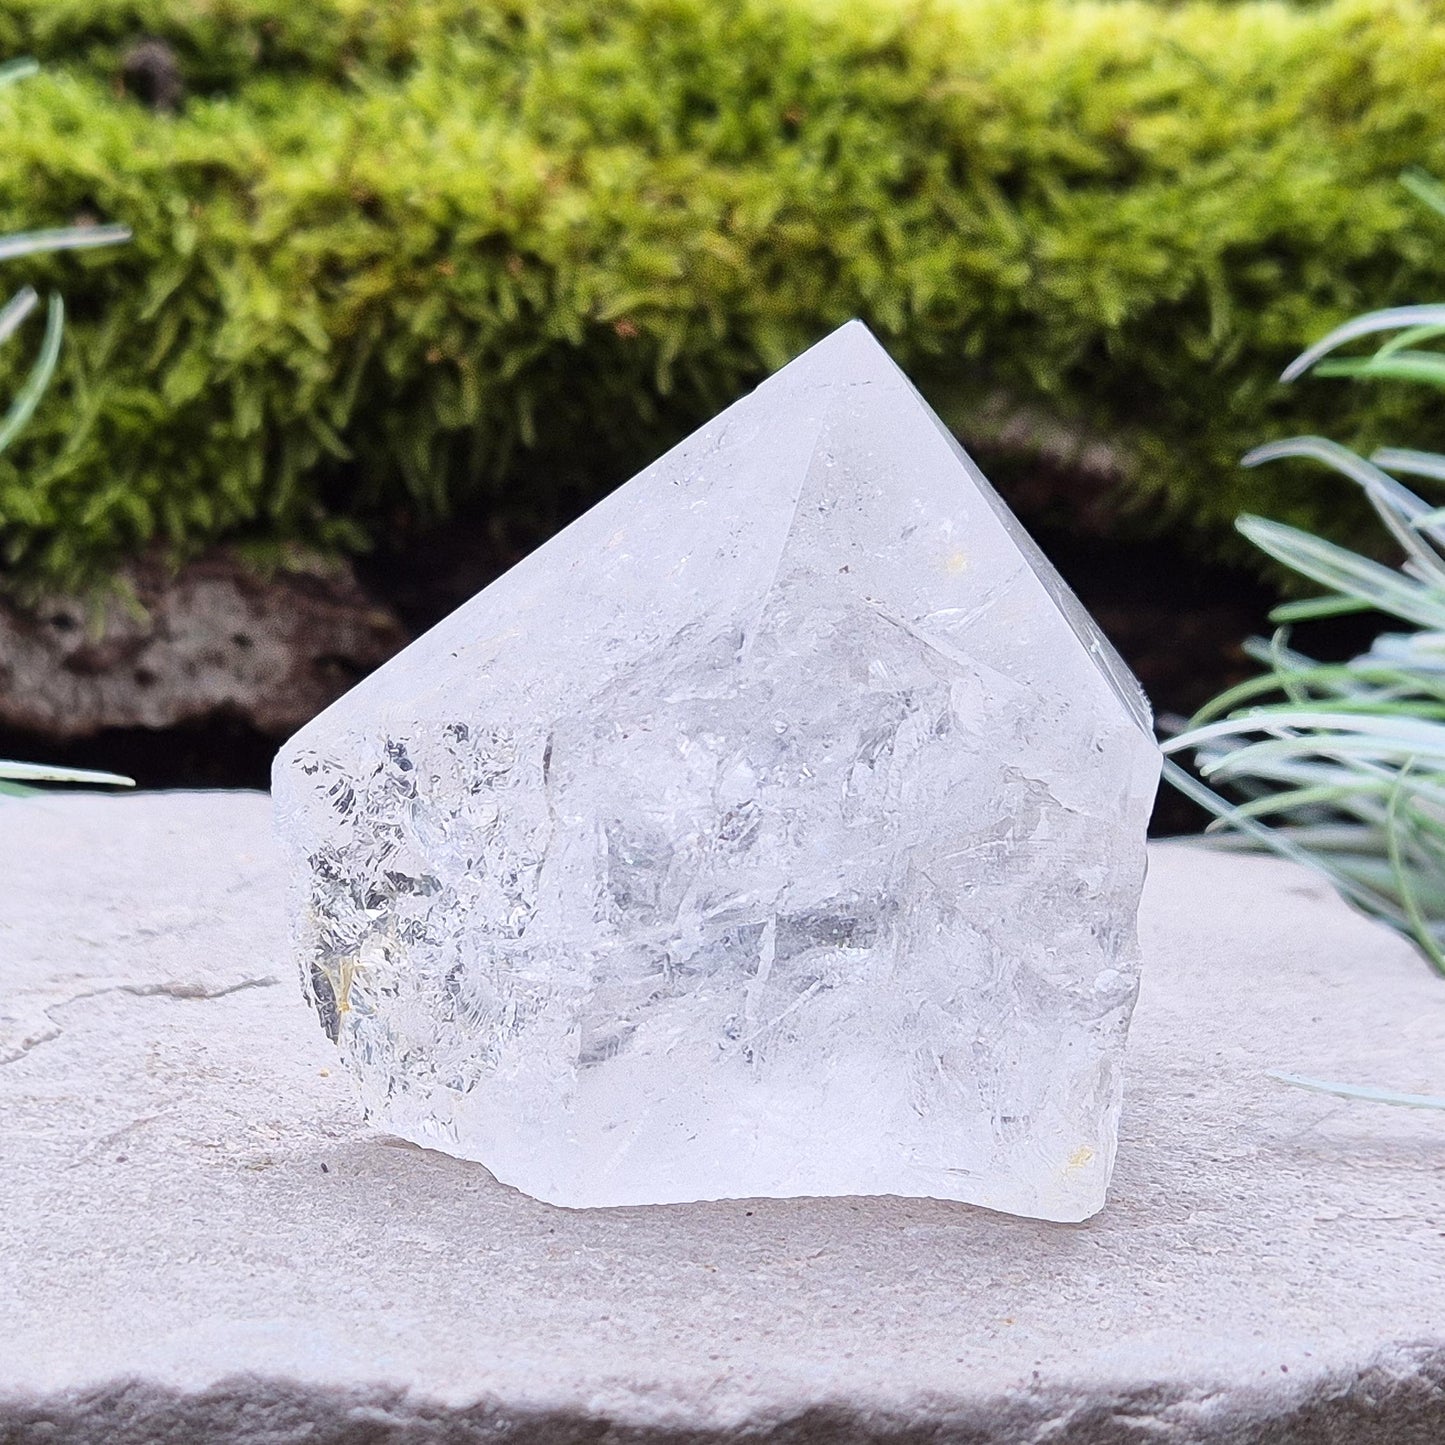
273;322;1160;1221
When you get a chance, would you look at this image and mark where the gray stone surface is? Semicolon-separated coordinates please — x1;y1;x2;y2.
1;792;1443;1443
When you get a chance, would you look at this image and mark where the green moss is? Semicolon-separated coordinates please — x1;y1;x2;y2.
3;0;1445;590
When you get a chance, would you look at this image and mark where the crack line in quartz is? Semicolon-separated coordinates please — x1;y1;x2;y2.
734;418;828;662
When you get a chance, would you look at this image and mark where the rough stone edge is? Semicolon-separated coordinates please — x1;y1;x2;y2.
0;548;407;741
3;1344;1442;1444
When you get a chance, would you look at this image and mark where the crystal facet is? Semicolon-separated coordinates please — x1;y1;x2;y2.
273;322;1161;1221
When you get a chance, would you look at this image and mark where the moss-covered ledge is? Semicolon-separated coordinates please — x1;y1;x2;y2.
6;0;1445;593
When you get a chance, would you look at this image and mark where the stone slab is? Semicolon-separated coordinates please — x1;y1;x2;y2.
1;792;1443;1443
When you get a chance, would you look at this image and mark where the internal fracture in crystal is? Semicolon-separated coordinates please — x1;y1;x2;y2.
273;322;1161;1221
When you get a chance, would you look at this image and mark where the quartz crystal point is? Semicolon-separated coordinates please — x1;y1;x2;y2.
273;322;1160;1221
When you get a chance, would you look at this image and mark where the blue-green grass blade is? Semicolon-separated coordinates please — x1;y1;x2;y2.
1281;306;1445;382
1208;698;1445;721
1183;664;1410;725
1401;167;1445;222
1246;439;1445;575
1172;707;1445;751
0;224;131;264
1264;626;1314;708
1270;595;1377;623
1317;352;1445;388
0;759;134;786
1241;635;1315;670
1161;760;1382;908
1226;782;1399;824
1236;517;1445;630
1328;857;1445;920
1361;487;1445;585
0;293;62;456
1192;736;1445;782
1384;764;1445;972
0;285;39;347
0;58;39;90
1269;1071;1445;1109
1198;768;1436;826
1244;437;1430;520
1374;448;1445;484
1224;822;1396;853
1374;323;1445;358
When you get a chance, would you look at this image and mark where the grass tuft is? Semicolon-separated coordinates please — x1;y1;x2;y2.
0;58;130;793
1170;194;1445;1106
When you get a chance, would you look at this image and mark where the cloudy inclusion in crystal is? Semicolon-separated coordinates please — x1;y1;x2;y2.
273;322;1160;1221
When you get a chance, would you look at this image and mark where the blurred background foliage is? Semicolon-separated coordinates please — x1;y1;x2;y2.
2;0;1445;597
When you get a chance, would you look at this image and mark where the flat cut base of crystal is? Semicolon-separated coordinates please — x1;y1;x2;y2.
273;322;1161;1221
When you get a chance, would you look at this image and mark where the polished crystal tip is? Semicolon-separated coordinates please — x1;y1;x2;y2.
273;321;1160;1220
